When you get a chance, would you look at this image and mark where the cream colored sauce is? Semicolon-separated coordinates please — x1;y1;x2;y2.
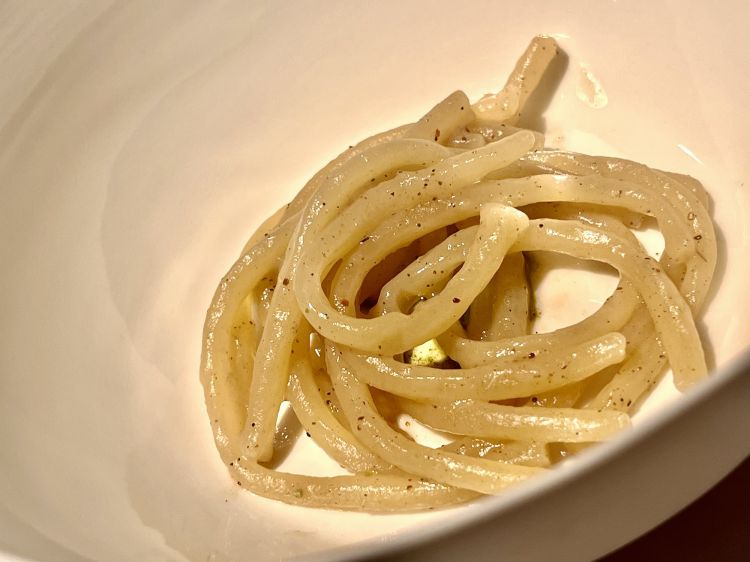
576;62;608;109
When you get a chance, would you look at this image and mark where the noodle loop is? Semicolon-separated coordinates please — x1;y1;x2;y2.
200;36;716;510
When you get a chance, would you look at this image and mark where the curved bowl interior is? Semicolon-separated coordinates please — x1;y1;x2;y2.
0;1;748;561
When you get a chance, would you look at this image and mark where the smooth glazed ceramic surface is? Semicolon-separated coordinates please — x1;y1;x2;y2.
0;2;748;561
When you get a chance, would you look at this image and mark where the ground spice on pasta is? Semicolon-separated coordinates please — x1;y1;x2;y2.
200;36;716;511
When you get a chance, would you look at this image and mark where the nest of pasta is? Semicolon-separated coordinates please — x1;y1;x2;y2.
200;37;715;511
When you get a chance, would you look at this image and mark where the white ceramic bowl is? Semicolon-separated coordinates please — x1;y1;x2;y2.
1;2;748;561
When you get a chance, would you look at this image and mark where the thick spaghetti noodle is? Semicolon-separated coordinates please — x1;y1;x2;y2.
200;36;716;511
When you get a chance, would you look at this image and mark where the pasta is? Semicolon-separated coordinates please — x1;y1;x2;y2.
200;36;716;511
